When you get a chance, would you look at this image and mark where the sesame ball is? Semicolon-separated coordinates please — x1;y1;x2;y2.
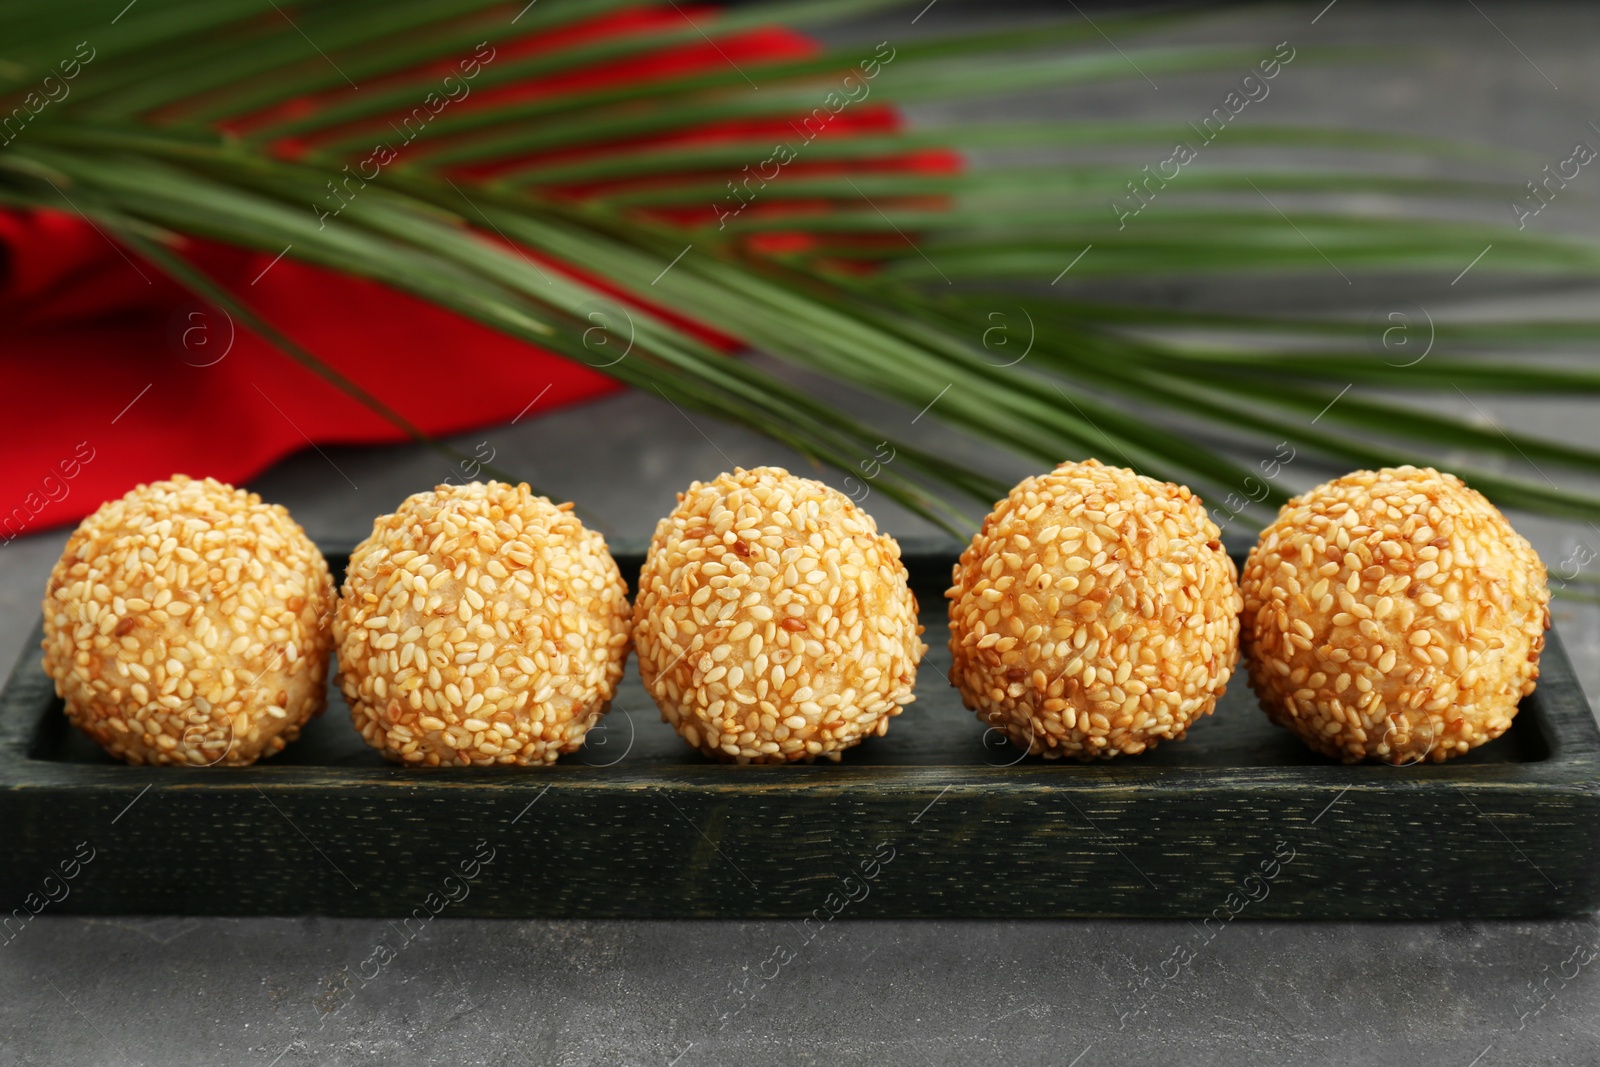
948;459;1241;760
336;482;630;767
41;476;334;766
1242;465;1549;764
634;467;926;763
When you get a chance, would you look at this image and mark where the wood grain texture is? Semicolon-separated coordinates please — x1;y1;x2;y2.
1;550;1595;919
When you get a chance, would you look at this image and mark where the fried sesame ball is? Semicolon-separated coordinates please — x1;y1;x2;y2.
1242;465;1549;764
948;459;1241;760
41;476;334;766
336;482;630;767
634;467;926;763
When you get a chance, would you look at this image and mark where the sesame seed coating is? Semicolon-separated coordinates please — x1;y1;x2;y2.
335;481;630;767
948;460;1241;760
41;475;334;766
1242;465;1549;764
633;467;926;764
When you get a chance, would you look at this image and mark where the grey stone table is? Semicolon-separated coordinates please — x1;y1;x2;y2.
5;3;1600;1064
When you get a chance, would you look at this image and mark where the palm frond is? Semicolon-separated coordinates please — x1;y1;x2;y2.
3;0;1598;533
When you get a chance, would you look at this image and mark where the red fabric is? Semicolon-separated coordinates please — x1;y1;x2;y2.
0;9;954;541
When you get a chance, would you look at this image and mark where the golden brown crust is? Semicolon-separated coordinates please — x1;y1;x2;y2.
1241;465;1549;764
947;459;1241;760
335;481;630;767
41;475;334;766
633;467;925;763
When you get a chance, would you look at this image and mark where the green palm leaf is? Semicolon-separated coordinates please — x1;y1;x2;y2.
2;0;1597;533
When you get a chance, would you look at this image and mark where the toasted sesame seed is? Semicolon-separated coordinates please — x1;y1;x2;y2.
1241;466;1548;764
40;476;334;766
633;467;925;764
947;459;1241;761
335;481;631;768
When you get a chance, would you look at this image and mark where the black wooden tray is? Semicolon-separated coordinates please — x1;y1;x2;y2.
2;547;1597;920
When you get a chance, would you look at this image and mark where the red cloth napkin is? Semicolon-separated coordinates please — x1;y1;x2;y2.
0;9;955;541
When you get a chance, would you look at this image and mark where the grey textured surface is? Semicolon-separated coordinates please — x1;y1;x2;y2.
5;2;1600;1064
